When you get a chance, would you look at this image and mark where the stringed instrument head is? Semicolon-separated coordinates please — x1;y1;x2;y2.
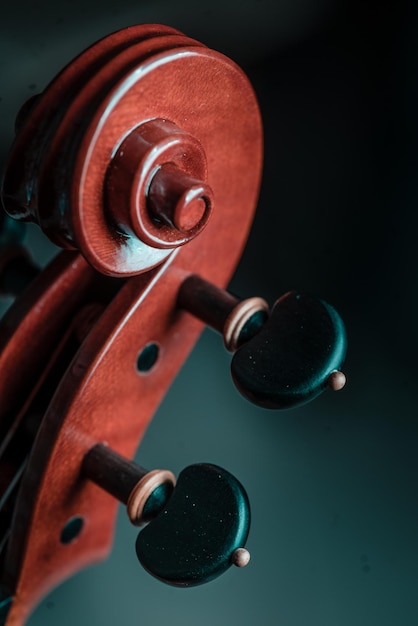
0;23;263;625
0;22;346;626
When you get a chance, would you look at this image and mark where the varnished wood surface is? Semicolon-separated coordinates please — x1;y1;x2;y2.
2;4;418;626
0;22;263;624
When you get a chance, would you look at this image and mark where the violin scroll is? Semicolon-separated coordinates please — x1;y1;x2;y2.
0;21;347;626
1;24;261;277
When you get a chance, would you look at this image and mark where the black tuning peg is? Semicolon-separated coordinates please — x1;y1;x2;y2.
178;275;347;409
82;444;250;587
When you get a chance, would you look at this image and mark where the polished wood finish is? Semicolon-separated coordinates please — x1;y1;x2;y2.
0;23;262;625
106;118;213;246
2;24;260;278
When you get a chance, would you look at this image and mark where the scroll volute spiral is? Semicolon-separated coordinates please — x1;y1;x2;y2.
0;24;262;624
1;24;262;277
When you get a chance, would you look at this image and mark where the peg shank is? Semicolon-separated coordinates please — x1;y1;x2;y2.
178;274;240;333
82;444;148;505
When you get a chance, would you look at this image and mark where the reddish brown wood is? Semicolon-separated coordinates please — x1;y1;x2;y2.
2;24;258;278
2;258;252;624
0;23;263;625
0;253;96;427
106;118;213;246
2;24;187;221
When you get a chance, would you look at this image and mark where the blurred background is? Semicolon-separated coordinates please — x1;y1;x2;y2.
1;1;418;624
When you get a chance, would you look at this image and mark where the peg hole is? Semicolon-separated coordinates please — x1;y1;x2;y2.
137;343;159;373
60;516;84;544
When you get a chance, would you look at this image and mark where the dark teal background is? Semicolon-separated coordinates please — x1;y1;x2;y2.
1;1;418;624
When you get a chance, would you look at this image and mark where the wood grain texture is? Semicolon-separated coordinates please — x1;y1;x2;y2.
0;23;263;625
